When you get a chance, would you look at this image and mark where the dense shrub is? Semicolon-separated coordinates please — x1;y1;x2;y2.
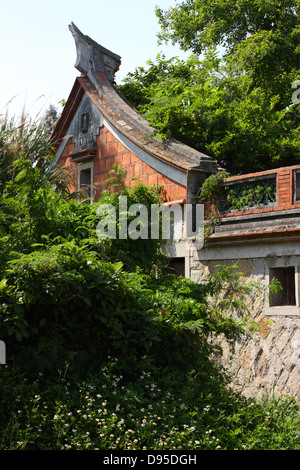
1;116;300;450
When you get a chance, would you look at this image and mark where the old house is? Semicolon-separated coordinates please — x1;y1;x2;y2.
52;24;300;398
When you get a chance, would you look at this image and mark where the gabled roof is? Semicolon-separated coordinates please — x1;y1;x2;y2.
52;23;217;174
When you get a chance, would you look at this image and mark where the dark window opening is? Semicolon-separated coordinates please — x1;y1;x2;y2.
294;171;300;203
269;266;296;306
80;112;89;134
165;257;185;277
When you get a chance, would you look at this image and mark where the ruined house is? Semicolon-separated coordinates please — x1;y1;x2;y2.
52;24;300;399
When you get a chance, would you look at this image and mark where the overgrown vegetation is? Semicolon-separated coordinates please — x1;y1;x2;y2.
1;112;300;450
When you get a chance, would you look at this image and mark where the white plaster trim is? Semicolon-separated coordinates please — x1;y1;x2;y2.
51;94;103;170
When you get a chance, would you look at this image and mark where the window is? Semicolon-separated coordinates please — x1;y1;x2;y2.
269;266;296;306
78;162;93;203
165;257;185;277
293;170;300;203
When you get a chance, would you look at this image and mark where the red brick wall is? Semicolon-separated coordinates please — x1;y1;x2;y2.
58;126;186;202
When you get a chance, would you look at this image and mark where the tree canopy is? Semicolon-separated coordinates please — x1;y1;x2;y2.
118;0;300;174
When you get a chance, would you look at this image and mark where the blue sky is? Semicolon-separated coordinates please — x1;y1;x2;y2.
0;0;189;119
